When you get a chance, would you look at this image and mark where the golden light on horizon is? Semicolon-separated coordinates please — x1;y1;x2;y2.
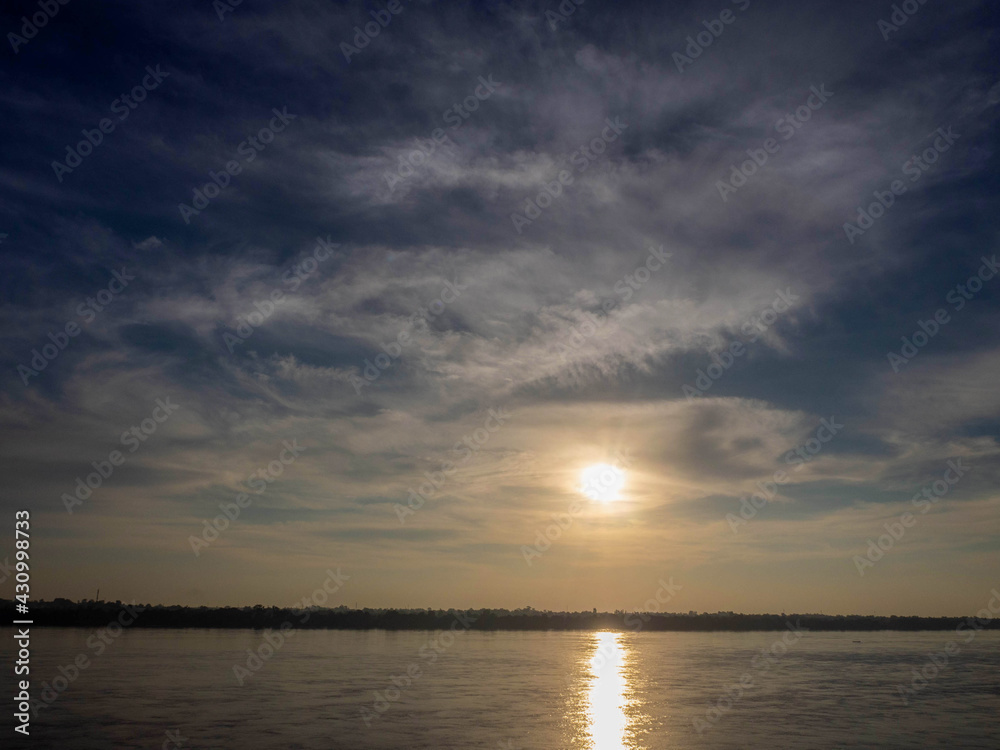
580;463;627;503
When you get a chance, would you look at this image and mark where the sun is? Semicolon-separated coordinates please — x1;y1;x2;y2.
580;463;627;503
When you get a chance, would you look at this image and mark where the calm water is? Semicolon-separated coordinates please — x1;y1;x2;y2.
2;628;999;748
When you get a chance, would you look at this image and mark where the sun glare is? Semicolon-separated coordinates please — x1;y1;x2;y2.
580;463;626;503
586;632;629;748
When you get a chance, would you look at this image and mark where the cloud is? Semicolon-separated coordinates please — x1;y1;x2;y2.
0;0;998;612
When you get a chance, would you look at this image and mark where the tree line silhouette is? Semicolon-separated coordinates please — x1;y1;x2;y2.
4;599;997;632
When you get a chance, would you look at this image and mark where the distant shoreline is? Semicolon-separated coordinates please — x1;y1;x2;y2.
4;600;998;632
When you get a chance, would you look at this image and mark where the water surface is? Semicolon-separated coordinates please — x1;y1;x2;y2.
3;628;998;748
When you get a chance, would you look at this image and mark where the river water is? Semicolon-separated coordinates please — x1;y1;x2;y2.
3;627;998;748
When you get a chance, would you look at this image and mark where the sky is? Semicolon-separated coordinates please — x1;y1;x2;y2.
1;0;999;616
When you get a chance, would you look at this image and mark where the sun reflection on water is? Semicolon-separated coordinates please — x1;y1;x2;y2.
586;632;629;749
